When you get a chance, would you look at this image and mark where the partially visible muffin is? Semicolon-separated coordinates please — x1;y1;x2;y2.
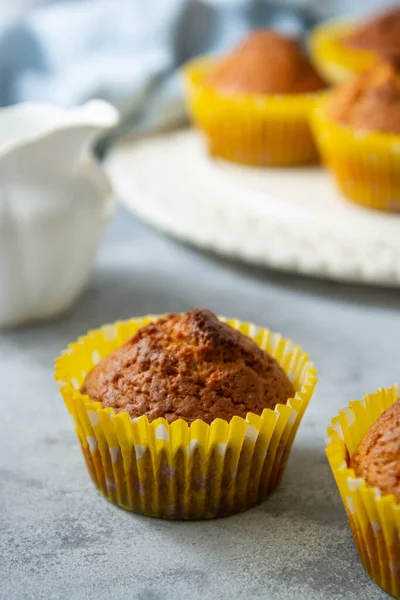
82;308;295;424
312;54;400;211
350;397;400;502
343;6;400;55
206;30;326;95
327;57;400;134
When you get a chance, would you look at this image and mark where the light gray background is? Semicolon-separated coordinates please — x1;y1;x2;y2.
1;207;398;600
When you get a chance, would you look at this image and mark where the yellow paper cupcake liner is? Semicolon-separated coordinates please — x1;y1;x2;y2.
182;57;324;167
55;315;317;520
326;384;400;598
313;101;400;212
309;19;377;85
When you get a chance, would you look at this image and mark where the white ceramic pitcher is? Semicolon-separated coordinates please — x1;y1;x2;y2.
0;100;118;327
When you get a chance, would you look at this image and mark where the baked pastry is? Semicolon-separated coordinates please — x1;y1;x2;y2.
326;386;400;597
312;58;400;211
343;6;400;55
56;311;316;519
206;30;325;95
82;308;295;424
350;397;400;502
182;29;326;166
308;7;400;85
327;56;400;134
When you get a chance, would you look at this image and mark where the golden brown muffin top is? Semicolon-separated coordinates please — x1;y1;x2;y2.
327;58;400;134
350;398;400;503
205;30;326;95
343;6;400;55
82;308;295;424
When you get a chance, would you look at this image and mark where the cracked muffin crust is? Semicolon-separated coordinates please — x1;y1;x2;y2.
82;308;295;424
350;397;400;503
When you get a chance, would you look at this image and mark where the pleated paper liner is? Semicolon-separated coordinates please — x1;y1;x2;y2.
326;384;400;598
308;19;377;85
313;101;400;213
182;57;324;167
55;316;317;520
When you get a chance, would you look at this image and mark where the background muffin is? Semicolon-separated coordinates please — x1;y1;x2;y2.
183;29;326;167
327;57;400;134
83;308;295;424
313;57;400;212
308;7;400;84
206;30;325;95
343;6;400;56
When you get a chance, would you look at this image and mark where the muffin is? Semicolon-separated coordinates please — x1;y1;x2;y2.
309;7;400;85
55;310;317;519
205;30;325;95
343;7;400;56
327;57;400;134
350;397;400;503
313;58;400;212
182;30;327;167
82;309;295;424
326;385;400;598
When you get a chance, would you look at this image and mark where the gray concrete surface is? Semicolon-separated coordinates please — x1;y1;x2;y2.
1;206;398;600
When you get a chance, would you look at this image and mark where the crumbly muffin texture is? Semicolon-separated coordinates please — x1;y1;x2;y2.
327;58;400;134
343;7;400;55
205;30;326;95
82;308;295;424
350;398;400;503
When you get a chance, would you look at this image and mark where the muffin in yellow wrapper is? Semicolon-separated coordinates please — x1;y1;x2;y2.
55;315;317;520
313;101;400;212
326;384;400;598
182;58;323;167
309;20;377;85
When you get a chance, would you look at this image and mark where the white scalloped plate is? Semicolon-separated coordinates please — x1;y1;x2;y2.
106;129;400;286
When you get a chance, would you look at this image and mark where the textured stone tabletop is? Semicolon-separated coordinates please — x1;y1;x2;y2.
1;207;399;600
